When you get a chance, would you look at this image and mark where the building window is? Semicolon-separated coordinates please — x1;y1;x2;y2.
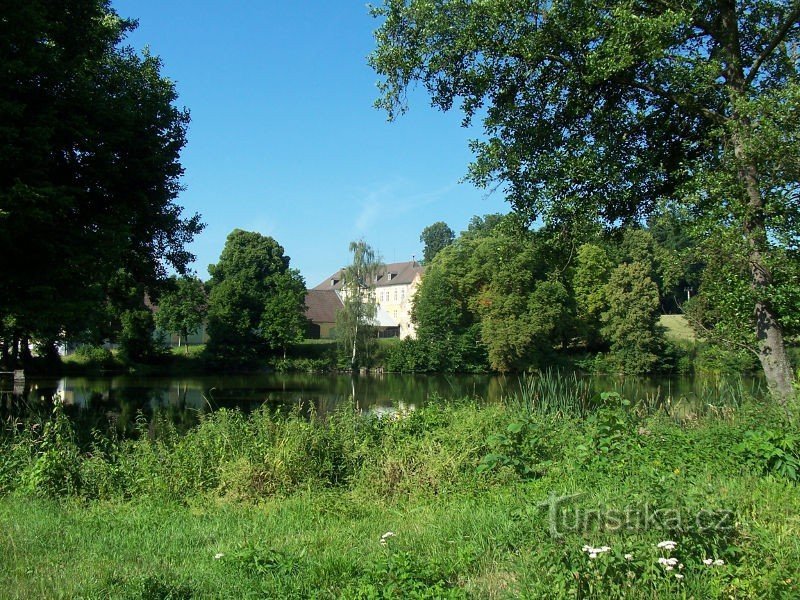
394;290;398;301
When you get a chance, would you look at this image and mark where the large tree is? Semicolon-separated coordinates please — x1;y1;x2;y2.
206;230;306;364
0;1;202;364
371;0;800;402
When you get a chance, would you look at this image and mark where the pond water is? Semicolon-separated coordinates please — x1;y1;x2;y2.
0;371;764;434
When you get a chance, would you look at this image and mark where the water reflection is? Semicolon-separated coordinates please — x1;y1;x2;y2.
1;372;764;435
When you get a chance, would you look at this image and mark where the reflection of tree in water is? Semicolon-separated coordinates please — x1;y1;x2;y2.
5;372;762;443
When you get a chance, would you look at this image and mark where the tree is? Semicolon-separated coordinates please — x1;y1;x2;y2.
411;214;576;372
118;307;162;364
206;230;305;364
602;262;666;375
154;276;207;354
370;0;800;402
419;221;455;263
259;270;308;358
411;243;486;372
336;240;383;369
573;244;614;349
0;1;202;366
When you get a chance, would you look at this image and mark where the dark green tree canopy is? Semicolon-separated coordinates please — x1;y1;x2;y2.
419;221;455;263
206;230;305;363
0;0;202;360
371;0;799;227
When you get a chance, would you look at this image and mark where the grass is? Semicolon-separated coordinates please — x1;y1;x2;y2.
1;384;799;598
659;314;697;342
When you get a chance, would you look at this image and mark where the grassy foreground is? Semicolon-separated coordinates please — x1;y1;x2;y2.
1;388;799;598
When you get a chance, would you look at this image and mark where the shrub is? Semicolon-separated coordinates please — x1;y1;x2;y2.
735;428;800;481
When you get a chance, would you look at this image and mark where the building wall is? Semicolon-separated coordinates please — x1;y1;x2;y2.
375;274;421;339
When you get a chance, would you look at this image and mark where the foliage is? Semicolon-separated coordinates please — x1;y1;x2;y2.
477;416;554;479
601;262;666;374
205;230;306;365
369;0;800;399
259;269;309;356
411;214;580;372
736;428;800;481
508;370;595;417
118;307;165;364
71;345;118;370
336;240;383;369
20;401;81;497
154;276;207;352
419;221;455;264
573;243;614;348
0;1;202;365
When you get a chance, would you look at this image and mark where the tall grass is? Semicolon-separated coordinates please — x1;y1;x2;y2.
2;385;800;597
507;370;594;416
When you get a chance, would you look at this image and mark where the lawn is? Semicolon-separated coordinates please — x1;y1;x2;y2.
659;314;697;342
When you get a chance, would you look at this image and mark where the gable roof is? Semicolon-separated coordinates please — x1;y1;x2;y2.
313;260;425;291
304;289;343;324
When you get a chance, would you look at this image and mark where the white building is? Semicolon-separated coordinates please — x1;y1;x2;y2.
311;260;425;339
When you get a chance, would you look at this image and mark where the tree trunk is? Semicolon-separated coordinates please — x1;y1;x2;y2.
20;335;32;366
735;138;795;404
719;4;795;405
351;326;358;371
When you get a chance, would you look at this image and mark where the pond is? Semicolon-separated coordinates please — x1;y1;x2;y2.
0;371;765;434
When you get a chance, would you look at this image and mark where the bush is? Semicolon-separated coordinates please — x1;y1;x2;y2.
73;344;117;368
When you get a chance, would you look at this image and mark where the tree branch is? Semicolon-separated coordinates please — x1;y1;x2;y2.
675;297;761;359
745;2;800;87
618;79;728;125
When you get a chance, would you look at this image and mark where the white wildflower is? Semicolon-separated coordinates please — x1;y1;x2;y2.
703;558;714;565
624;553;634;561
582;544;611;558
658;557;679;568
657;540;677;551
675;573;684;580
214;553;224;560
380;531;396;546
713;559;725;566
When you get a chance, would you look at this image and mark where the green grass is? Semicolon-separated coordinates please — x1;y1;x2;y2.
659;314;697;342
168;343;207;357
1;387;799;598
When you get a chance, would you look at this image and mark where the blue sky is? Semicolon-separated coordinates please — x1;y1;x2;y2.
112;1;508;286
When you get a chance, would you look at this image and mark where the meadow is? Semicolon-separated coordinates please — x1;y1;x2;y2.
1;379;798;598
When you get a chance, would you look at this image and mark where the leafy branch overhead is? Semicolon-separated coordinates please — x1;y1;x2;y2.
371;0;800;402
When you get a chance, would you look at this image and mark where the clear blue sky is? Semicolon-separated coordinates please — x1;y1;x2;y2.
112;1;507;286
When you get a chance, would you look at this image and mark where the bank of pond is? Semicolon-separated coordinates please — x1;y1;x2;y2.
0;379;797;598
0;370;766;433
